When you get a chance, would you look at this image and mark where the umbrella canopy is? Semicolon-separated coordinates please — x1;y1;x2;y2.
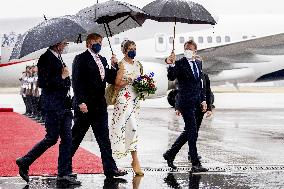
10;15;100;60
142;0;216;25
142;0;216;51
77;0;147;53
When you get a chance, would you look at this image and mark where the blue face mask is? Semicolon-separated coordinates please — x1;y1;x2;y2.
91;43;101;53
128;50;136;59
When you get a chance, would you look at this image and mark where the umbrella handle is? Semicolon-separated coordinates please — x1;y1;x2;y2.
103;23;114;55
173;17;176;52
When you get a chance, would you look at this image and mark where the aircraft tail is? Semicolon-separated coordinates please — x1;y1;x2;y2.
1;32;20;63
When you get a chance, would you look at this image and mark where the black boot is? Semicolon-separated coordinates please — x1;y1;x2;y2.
163;152;177;170
191;163;208;173
16;158;29;183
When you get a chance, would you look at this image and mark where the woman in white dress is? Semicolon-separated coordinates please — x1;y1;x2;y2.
110;40;144;176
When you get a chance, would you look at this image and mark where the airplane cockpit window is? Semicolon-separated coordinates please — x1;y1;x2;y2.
207;36;212;43
169;37;173;44
216;36;221;43
243;35;248;39
225;36;230;42
114;38;120;45
158;37;164;44
179;37;185;44
198;37;203;43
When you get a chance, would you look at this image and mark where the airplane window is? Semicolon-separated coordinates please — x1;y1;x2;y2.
216;36;221;43
169;37;173;44
158;37;164;44
225;36;230;42
179;37;185;43
188;36;194;41
114;38;120;44
207;36;212;43
198;37;203;43
243;35;248;39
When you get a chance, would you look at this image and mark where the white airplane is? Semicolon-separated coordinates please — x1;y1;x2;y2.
1;14;284;101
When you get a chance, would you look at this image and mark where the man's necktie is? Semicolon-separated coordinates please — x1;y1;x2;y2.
95;55;105;81
192;61;199;79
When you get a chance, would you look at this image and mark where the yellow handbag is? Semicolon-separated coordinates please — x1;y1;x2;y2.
105;84;118;105
105;62;123;106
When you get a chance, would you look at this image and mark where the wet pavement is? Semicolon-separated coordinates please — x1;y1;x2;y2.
1;92;284;188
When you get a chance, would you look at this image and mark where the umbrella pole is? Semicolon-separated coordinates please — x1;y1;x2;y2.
103;23;114;55
172;17;176;52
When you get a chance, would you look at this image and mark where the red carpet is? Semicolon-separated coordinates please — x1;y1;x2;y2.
0;112;103;176
0;108;13;112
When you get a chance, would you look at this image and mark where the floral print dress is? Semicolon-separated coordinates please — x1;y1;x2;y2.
110;59;142;159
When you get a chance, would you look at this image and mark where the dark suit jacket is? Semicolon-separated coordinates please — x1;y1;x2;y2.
37;49;71;111
168;57;205;110
201;73;213;111
72;50;117;110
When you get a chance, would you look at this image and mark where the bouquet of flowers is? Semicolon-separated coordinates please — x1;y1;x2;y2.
133;72;157;100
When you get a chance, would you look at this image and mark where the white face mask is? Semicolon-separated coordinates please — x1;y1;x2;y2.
184;50;194;59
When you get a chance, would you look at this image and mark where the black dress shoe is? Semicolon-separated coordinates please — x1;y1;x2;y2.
191;163;208;173
105;170;128;178
163;153;177;170
16;158;29;183
69;173;77;179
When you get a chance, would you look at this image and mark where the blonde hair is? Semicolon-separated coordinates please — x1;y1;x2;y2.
121;40;135;54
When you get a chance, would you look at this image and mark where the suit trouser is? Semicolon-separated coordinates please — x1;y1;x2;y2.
22;110;73;176
166;105;201;165
26;95;33;114
71;108;118;175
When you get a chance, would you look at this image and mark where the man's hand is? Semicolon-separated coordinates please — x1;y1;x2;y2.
201;101;207;112
79;103;88;113
206;110;213;118
166;52;176;64
111;54;118;66
62;67;69;79
175;109;182;116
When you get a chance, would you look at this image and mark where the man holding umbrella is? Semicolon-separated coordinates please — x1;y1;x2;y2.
163;40;208;173
71;33;127;178
16;40;81;185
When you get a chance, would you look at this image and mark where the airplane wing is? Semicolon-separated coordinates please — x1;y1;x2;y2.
196;33;284;74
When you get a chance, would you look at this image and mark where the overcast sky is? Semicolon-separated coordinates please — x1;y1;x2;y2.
0;0;283;19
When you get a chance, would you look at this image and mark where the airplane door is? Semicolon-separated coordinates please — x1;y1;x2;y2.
155;33;167;52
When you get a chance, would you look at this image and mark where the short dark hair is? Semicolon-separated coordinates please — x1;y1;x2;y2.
122;40;135;54
86;33;102;46
184;39;197;50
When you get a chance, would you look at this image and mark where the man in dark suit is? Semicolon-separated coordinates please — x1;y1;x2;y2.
163;40;208;172
16;41;81;185
71;33;127;178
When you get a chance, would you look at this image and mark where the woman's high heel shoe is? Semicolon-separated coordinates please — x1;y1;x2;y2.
131;162;144;176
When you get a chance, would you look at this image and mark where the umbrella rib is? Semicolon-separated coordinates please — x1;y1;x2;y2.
129;15;142;26
117;15;131;26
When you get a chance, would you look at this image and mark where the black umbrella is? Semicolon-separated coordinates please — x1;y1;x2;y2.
142;0;216;51
10;15;101;60
77;0;147;54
